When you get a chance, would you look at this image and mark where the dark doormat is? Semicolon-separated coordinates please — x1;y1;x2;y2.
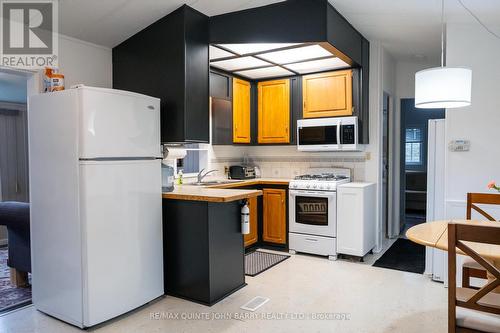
372;238;425;274
245;250;290;277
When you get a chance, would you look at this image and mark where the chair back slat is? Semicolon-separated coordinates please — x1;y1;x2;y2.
466;193;500;221
455;240;500;279
470;204;496;221
448;223;500;332
456;223;500;244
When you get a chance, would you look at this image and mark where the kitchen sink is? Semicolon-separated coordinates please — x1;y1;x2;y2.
190;180;244;186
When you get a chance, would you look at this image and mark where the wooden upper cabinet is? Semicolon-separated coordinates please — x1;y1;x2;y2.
232;78;251;143
262;188;287;244
302;69;353;119
244;196;258;247
258;79;290;144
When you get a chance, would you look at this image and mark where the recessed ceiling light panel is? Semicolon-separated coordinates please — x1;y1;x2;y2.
258;45;332;64
210;56;271;71
218;43;301;55
284;57;350;74
235;66;294;79
209;45;234;60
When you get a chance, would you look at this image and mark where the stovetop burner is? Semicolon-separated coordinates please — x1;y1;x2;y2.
290;170;351;191
294;173;348;181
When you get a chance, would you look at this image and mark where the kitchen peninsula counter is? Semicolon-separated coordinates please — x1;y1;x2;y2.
162;186;262;202
162;184;264;306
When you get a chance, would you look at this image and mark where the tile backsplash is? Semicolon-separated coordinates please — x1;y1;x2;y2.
208;146;367;181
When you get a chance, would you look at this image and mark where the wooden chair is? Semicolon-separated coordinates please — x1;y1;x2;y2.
463;193;500;289
448;223;500;333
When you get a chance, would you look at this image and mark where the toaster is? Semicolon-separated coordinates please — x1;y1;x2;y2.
229;166;256;180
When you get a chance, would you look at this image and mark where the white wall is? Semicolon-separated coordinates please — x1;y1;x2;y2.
58;35;112;88
445;24;500;218
365;41;396;250
395;61;437;99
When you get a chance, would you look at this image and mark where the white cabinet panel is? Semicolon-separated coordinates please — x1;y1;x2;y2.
337;183;376;257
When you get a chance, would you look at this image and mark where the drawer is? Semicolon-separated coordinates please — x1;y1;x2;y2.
289;233;336;257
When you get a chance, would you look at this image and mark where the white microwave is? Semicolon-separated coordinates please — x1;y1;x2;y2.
297;116;360;151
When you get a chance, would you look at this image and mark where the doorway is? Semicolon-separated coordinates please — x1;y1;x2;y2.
0;68;35;313
399;98;445;235
373;97;444;274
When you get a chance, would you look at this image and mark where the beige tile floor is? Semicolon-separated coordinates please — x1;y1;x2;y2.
0;249;447;333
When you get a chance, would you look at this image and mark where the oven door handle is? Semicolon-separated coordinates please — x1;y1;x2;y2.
289;189;335;197
337;119;342;146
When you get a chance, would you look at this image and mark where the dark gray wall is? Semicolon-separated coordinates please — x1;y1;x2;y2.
399;98;445;226
401;98;445;172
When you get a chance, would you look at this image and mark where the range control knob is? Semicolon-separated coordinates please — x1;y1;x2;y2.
306;184;310;188
312;184;317;188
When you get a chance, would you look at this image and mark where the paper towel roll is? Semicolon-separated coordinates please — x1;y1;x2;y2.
164;147;187;160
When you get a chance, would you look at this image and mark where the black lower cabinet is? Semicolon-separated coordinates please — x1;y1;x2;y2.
162;199;245;305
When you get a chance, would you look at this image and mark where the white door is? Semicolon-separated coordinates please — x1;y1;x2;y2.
79;159;163;326
78;87;160;159
426;119;446;282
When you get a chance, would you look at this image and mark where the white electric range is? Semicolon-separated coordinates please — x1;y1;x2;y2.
288;168;351;260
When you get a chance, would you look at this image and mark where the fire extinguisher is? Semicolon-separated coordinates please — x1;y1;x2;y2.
241;200;250;235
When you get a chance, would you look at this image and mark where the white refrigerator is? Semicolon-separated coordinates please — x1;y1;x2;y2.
426;119;447;283
28;86;164;328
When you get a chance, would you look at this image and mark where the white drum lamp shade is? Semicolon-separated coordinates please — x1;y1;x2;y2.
415;67;472;108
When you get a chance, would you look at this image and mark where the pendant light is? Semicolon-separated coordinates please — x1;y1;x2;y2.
415;0;472;109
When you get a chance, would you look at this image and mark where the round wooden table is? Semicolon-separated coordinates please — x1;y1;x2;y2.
406;220;500;292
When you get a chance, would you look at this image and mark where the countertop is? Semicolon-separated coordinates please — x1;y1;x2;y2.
161;178;289;202
205;178;290;188
162;186;262;203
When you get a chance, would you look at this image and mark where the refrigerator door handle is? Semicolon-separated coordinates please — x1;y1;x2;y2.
79;157;162;161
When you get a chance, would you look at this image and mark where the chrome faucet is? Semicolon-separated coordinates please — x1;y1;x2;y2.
197;168;218;183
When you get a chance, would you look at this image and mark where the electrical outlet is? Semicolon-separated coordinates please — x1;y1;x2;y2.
272;168;281;177
366;152;371;160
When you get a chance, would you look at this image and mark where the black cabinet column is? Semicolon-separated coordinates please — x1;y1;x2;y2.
163;199;245;305
113;5;209;143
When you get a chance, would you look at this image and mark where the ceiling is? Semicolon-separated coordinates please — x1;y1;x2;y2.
59;0;285;48
58;0;500;62
329;0;500;63
209;43;350;79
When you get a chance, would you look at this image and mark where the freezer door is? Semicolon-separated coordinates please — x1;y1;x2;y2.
79;88;160;158
79;159;163;326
